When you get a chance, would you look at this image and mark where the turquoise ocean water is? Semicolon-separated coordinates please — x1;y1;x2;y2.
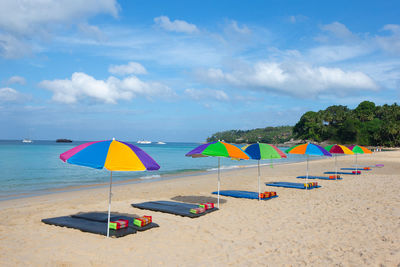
0;140;323;200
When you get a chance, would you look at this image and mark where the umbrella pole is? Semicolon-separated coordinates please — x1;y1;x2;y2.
217;157;220;209
356;154;358;173
258;160;260;201
107;171;113;238
335;155;337;180
306;155;309;190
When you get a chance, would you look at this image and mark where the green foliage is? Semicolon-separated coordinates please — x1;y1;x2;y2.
207;101;400;147
293;101;400;147
207;126;293;144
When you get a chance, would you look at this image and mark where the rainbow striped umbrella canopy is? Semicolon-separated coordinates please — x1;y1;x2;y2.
60;139;160;171
60;139;160;238
325;144;354;155
348;145;372;154
286;143;332;157
286;143;331;185
185;141;249;160
347;145;372;173
243;143;287;160
325;144;354;179
243;143;286;200
186;141;249;208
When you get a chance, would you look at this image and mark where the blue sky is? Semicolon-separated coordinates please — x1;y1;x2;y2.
0;0;399;142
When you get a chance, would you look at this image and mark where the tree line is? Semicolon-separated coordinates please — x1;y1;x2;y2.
293;101;400;147
207;101;400;147
207;126;293;144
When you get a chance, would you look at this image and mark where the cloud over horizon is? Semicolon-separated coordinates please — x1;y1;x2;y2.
0;87;28;103
184;88;229;101
0;1;399;141
108;62;148;76
0;0;119;58
40;72;175;104
196;61;379;98
6;76;26;85
154;16;199;33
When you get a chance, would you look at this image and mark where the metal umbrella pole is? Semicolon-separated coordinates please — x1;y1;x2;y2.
258;160;261;201
335;155;338;180
217;157;220;208
107;171;113;238
306;155;309;190
355;154;358;173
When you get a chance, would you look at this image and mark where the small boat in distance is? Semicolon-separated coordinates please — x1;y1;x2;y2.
22;138;33;143
157;141;166;145
56;139;72;143
137;140;151;144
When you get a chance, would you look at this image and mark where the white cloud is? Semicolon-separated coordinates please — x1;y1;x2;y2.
321;22;356;40
7;76;26;85
0;87;25;102
307;44;373;63
196;61;379;98
108;62;147;76
0;33;31;58
184;88;229;101
78;23;105;41
288;15;308;24
315;22;359;44
154;16;198;33
376;24;400;54
228;21;251;34
0;0;119;58
39;72;175;104
0;0;119;36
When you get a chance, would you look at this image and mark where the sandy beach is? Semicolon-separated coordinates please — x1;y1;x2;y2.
0;150;399;266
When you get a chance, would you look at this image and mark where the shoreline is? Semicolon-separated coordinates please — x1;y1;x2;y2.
0;155;330;202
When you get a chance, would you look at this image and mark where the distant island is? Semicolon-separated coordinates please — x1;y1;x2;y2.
207;101;400;147
56;139;72;143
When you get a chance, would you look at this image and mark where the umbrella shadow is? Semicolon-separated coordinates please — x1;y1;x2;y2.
171;195;227;205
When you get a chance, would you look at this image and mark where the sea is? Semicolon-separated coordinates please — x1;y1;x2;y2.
0;140;325;201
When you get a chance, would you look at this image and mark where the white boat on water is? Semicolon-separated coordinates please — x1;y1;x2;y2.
22;138;33;143
157;141;166;145
137;140;151;144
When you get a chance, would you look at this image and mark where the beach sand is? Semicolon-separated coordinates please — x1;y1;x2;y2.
0;150;399;266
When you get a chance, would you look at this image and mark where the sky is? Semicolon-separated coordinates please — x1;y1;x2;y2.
0;0;399;142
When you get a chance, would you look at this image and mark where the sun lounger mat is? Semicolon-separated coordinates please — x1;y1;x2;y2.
341;168;372;171
211;190;278;200
131;200;218;218
41;216;136;237
71;212;159;231
352;164;384;168
296;176;343;180
265;182;321;189
324;171;361;175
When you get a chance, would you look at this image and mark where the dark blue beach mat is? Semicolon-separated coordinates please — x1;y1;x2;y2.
211;190;278;200
341;168;372;171
296;176;343;180
266;182;321;190
352;164;384;168
41;212;159;237
131;200;218;218
324;171;361;175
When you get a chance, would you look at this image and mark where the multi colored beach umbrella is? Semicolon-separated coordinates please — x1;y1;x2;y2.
348;145;372;172
286;143;332;187
325;144;354;178
243;143;287;200
60;138;160;238
185;141;249;208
